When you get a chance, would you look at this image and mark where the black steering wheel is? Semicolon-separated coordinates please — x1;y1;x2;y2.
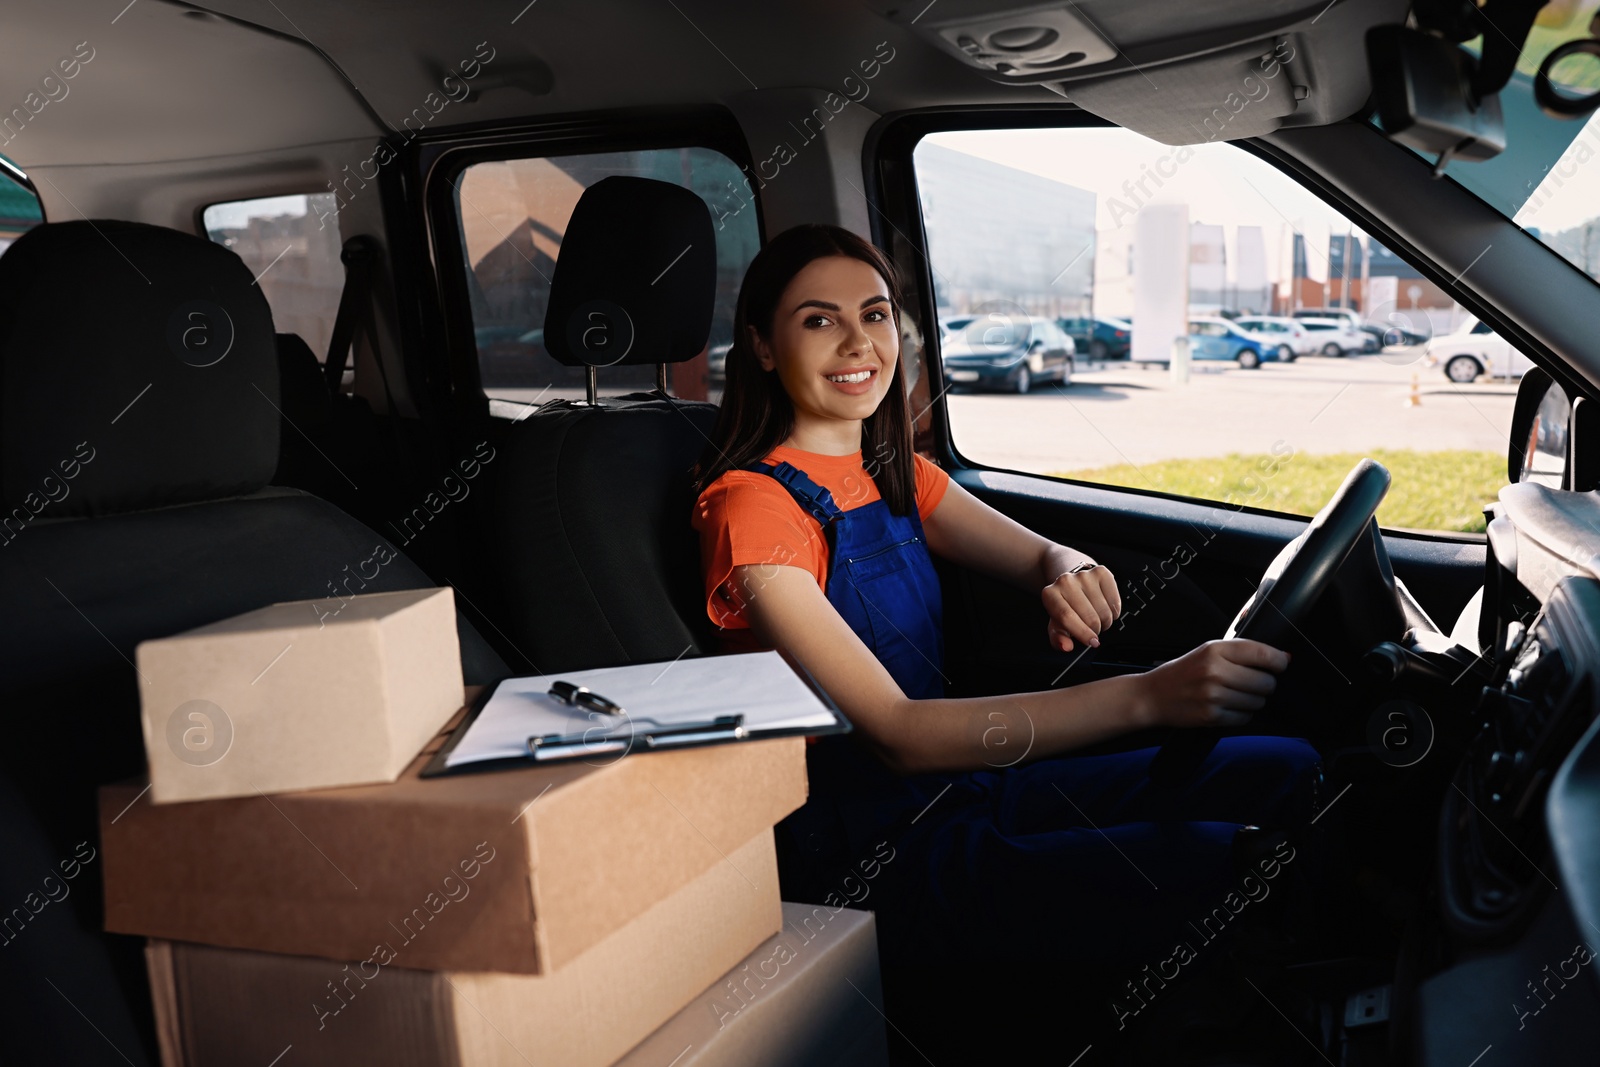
1146;459;1392;784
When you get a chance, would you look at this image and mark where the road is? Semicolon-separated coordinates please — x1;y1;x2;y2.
943;349;1519;475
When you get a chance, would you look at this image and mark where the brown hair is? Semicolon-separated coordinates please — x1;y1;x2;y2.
693;224;915;515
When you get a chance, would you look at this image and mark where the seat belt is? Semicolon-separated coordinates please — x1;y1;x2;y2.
323;235;379;393
322;234;414;484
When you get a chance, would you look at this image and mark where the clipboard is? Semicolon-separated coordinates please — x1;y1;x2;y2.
422;650;850;777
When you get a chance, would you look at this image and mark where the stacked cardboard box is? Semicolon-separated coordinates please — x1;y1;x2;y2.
99;589;886;1066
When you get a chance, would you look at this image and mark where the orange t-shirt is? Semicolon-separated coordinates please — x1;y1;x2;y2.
692;444;951;652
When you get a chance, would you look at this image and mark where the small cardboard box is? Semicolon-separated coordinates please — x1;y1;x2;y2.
616;902;890;1067
136;587;464;803
102;694;808;974
146;832;782;1067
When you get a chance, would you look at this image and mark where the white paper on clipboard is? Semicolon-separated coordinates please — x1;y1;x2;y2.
443;650;840;768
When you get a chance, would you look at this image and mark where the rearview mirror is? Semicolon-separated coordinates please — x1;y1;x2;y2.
1367;26;1507;167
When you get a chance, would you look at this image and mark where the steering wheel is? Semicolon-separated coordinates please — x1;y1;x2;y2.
1146;459;1392;784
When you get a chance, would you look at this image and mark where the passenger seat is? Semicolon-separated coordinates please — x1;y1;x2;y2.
0;218;508;1064
471;176;722;672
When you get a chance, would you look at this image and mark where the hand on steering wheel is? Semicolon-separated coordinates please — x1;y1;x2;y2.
1146;458;1392;783
1138;639;1291;729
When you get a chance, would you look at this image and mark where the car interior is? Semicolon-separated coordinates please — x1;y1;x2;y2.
4;0;1600;1064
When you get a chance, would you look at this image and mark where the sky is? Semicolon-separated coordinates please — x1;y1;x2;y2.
924;128;1359;235
921;127;1361;286
1512;110;1600;233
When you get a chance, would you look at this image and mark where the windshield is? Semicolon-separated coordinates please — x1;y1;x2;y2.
1428;5;1600;286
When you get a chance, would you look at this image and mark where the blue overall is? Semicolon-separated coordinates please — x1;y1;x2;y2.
751;460;1326;968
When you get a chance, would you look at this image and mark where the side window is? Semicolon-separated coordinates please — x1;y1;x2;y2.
452;147;760;403
0;158;44;255
914;128;1513;534
202;194;344;358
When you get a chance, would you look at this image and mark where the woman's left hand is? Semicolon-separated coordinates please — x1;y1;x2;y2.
1043;563;1121;652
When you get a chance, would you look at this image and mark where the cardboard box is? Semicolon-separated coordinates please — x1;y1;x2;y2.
616;903;889;1067
147;832;782;1067
136;587;464;803
102;697;808;974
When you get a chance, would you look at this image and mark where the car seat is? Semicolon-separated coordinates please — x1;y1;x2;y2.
469;176;722;673
0;218;508;1064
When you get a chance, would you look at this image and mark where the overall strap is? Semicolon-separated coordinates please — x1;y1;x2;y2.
746;461;843;525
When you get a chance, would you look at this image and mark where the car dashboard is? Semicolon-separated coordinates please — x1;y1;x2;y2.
1410;483;1600;1064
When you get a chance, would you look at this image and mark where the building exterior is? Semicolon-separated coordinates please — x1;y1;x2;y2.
916;142;1097;322
1281;233;1450;314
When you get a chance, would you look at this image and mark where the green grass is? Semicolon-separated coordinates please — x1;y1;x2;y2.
1052;449;1505;533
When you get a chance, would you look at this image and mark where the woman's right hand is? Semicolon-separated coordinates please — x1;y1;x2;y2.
1134;639;1290;729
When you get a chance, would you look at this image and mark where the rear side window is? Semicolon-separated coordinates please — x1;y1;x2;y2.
0;158;44;256
202;193;344;358
452;147;760;402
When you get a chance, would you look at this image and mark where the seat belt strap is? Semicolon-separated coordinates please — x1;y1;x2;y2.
323;235;379;393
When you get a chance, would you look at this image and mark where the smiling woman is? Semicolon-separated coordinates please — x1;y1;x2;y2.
690;223;1327;986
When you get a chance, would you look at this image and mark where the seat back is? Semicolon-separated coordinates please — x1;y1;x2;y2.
0;220;507;1064
481;396;720;672
472;176;722;672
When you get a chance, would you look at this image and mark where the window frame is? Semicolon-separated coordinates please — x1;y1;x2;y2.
866;107;1566;544
410;106;762;409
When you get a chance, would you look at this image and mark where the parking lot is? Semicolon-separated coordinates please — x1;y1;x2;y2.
943;348;1519;475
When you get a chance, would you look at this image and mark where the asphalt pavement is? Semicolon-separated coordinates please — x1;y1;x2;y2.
944;348;1519;475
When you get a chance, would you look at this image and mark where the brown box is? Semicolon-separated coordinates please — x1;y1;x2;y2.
147;832;781;1067
102;698;807;974
616;903;889;1067
136;587;464;803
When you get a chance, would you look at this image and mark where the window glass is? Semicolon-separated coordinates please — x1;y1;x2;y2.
453;147;760;403
1416;14;1600;288
202;193;343;358
0;156;44;257
916;128;1521;533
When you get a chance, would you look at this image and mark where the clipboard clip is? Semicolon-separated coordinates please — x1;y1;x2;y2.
526;714;748;762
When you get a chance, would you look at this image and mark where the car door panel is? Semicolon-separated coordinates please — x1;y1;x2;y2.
938;467;1487;698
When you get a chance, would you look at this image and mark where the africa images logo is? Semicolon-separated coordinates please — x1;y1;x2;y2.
167;301;235;367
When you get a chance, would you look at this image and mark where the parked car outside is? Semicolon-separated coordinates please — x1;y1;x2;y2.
1297;317;1368;356
1058;315;1131;360
941;315;1074;393
1426;316;1534;382
707;341;733;381
1233;315;1313;361
1187;316;1271;369
1291;307;1379;351
939;315;976;338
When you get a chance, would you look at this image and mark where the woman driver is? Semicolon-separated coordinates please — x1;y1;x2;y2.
691;223;1325;971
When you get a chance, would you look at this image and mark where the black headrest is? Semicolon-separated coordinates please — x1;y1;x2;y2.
0;219;279;519
543;176;716;368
